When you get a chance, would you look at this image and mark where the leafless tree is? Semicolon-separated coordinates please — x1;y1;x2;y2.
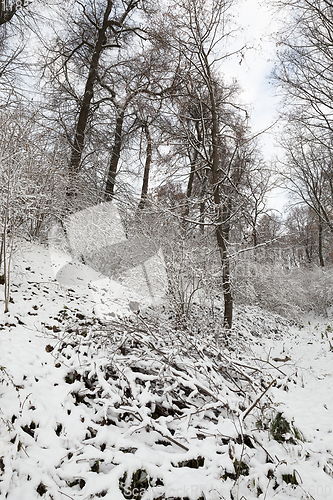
285;205;319;265
278;127;333;266
98;43;181;200
150;0;249;328
273;0;333;264
0;0;32;97
0;104;69;311
242;163;274;248
41;0;147;186
273;0;333;137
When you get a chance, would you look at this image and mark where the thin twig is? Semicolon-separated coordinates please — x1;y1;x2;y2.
242;379;276;421
252;358;287;376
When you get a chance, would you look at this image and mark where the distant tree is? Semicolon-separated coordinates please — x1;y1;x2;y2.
285;205;318;265
273;0;333;139
241;160;273;248
154;181;186;209
274;0;333;261
256;213;282;246
278;126;333;268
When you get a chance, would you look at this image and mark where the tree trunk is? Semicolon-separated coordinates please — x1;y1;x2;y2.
318;217;324;267
252;227;257;247
215;221;232;328
138;122;152;210
105;107;125;200
205;57;233;328
70;0;114;176
183;154;196;217
184;119;201;217
199;174;208;234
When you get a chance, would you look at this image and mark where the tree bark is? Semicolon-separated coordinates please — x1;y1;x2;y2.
199;171;207;234
105;107;125;200
70;0;114;176
318;217;324;267
183;154;196;217
205;57;233;328
138;122;152;209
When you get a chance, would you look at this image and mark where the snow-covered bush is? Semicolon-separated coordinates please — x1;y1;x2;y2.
120;205;219;323
0;107;69;241
122;203;333;324
232;251;333;319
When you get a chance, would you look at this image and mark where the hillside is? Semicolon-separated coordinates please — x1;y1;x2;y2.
0;242;333;500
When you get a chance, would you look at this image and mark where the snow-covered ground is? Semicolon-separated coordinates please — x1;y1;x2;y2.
0;242;333;499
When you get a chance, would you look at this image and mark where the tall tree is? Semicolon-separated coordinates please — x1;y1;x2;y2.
99;44;180;200
0;0;30;96
279;127;333;234
154;0;249;328
42;0;144;184
273;0;333;262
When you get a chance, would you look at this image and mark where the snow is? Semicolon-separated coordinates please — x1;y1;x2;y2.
48;202;167;319
0;241;333;499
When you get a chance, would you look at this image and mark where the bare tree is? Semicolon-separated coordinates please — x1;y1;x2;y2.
42;0;145;187
99;41;183;200
273;0;333;258
285;205;319;265
273;0;333;139
279;128;333;233
242;164;274;248
277;126;333;266
0;104;70;311
152;0;249;328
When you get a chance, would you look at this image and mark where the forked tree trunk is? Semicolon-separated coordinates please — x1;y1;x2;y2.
69;0;139;185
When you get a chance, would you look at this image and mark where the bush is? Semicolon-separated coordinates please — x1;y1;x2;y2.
232;250;333;319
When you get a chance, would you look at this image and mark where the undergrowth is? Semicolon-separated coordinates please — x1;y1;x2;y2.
0;306;330;499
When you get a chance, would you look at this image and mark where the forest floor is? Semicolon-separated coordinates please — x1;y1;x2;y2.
0;241;333;500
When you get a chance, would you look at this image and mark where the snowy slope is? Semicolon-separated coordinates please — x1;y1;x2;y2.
0;242;332;500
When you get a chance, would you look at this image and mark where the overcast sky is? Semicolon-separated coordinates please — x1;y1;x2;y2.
224;0;282;150
222;0;287;212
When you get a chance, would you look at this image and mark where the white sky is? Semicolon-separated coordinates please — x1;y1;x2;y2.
223;0;282;152
222;0;288;212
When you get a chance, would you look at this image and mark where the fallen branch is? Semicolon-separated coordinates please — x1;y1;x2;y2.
241;379;276;421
